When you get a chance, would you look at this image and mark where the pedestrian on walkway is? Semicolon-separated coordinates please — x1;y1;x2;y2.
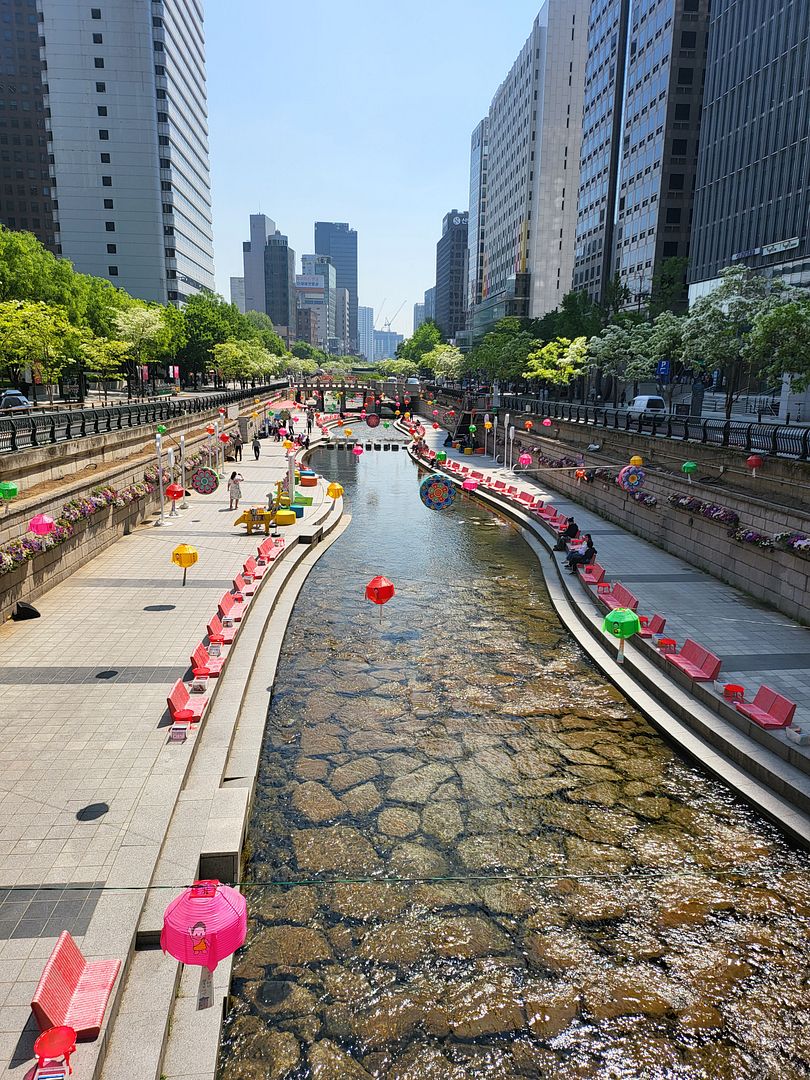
231;432;243;461
252;436;261;460
228;471;244;510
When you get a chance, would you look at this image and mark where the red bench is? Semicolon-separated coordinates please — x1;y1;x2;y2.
639;614;666;638
578;562;606;585
243;555;266;580
258;537;284;561
736;685;797;729
665;639;722;682
492;480;506;490
233;572;258;597
190;641;225;677
219;591;246;622
31;932;120;1040
167;678;207;723
207;612;236;645
601;583;639;611
517;491;534;506
538;506;557;519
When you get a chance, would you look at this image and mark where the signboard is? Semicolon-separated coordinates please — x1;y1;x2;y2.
656;359;671;384
345;393;364;411
732;236;800;261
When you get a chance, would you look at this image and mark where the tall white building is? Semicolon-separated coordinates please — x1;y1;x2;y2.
334;287;350;354
358;305;374;360
40;0;215;304
468;0;589;339
230;277;245;313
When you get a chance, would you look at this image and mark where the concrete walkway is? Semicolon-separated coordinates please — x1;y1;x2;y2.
0;405;327;1078
425;432;810;744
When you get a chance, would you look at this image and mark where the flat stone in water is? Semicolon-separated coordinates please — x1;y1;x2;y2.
387;763;454;804
301;731;343;756
329;757;380;792
308;1039;372;1079
389;840;450;877
325;882;409;921
292;826;381;874
421;801;463;844
378;807;420;837
295;758;330;781
291;782;343;823
249;927;332;968
340;782;382;815
525;984;581;1038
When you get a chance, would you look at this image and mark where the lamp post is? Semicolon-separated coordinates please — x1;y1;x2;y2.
509;425;516;471
179;434;188;508
167;448;178;516
502;412;510;468
155;434;166;526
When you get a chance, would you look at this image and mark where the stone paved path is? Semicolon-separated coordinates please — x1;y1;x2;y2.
0;403;323;1076
425;430;810;743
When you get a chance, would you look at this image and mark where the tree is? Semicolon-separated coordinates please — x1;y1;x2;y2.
80;334;129;403
397;320;441;365
525;336;588;391
113;305;168;397
649;257;689;316
0;300;76;403
421;344;463;380
587;322;655;402
469;318;531;383
748;296;810;391
682;265;790;418
646;311;685;406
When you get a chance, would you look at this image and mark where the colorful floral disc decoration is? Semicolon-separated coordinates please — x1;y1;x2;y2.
617;465;645;492
190;467;219;495
419;474;455;511
366;414;380;429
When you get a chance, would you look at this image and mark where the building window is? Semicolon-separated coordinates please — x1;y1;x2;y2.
94;57;104;68
671;138;687;155
92;32;102;44
91;7;102;18
98;129;108;140
666;207;682;224
105;220;115;231
683;0;699;10
108;265;118;275
97;105;107;116
165;247;175;257
96;81;106;92
106;243;116;253
677;67;693;85
100;152;110;162
663;242;679;258
669;173;685;190
680;30;696;49
101;174;112;186
103;198;113;208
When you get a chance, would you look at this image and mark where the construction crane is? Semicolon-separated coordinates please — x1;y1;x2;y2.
374;299;387;330
383;300;406;334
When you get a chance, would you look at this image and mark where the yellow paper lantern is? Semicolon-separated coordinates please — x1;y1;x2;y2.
327;482;344;499
171;544;198;586
344;428;353;437
629;455;643;466
283;439;293;450
484;421;493;430
251;411;259;420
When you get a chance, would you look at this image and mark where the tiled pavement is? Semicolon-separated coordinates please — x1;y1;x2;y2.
426;431;810;741
0;404;321;1075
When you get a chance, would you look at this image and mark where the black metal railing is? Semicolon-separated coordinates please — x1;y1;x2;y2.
0;383;288;454
424;387;810;461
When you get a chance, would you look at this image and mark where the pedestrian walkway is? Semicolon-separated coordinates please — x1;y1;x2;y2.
0;407;329;1077
424;431;810;742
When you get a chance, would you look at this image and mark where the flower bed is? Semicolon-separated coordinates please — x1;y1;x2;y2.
0;480;154;577
733;526;775;551
632;491;658;508
667;493;739;527
773;531;810;557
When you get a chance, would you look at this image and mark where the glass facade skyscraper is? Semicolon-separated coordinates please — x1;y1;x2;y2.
467;118;488;314
358;305;374;360
314;222;358;352
689;0;810;299
434;210;468;341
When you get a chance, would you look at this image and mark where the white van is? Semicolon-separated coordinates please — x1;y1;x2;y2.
626;394;666;418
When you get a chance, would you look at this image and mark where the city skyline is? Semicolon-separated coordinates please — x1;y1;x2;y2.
206;0;541;335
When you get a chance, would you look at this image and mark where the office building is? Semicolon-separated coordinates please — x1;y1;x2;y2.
469;0;590;341
413;303;426;332
434;210;468;340
230;276;245;313
243;214;274;314
315;221;358;351
241;215;296;328
467;118;489;314
296;307;318;346
424;286;436;323
358;305;374;360
38;0;214;303
689;0;810;300
301;254;336;339
373;329;403;361
335;287;350;354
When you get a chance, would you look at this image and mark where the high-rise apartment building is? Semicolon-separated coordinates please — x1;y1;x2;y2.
296;307;318;346
297;254;336;350
38;0;214;303
469;0;590;341
230;276;245;313
424;286;436;323
574;0;710;308
373;329;403;361
434;210;468;340
689;0;810;300
315;222;358;351
413;303;426;332
358;305;374;360
467;118;489;314
243;214;274;315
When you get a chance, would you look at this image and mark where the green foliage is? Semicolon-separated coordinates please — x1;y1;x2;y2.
396;320;442;364
525;337;588;386
376;358;419;378
421;344;463;380
649;257;689;316
748;296;810;391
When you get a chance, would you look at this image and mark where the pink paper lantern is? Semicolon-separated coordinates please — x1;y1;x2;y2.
542;418;552;427
462;479;479;492
352;446;363;456
161;880;247;973
518;453;533;467
28;513;55;536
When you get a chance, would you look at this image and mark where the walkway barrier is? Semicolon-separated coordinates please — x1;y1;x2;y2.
0;382;288;454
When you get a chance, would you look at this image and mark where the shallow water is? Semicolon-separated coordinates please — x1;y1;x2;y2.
218;443;810;1080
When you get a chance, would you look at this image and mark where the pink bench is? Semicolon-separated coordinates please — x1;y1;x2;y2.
639;613;666;638
736;685;796;729
219;591;246;622
167;678;207;723
492;480;506;490
601;583;639;611
190;641;225;677
578;562;606;585
244;555;266;579
538;505;557;519
258;537;285;561
234;571;258;596
31;932;120;1040
665;638;722;682
208;612;236;645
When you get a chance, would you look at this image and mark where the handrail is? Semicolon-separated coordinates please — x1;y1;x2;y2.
0;383;288;455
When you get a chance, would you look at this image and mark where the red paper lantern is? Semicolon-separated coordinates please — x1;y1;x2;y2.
524;420;533;431
206;425;215;435
365;575;395;606
219;433;230;443
218;407;226;415
746;454;764;472
432;422;440;429
166;483;184;502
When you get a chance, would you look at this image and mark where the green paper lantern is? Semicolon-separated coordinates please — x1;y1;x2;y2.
436;451;447;463
681;461;697;475
157;424;168;435
602;608;641;639
468;424;477;433
0;480;18;501
383;422;390;428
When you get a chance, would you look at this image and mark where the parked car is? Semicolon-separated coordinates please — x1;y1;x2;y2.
626;394;666;418
0;390;31;411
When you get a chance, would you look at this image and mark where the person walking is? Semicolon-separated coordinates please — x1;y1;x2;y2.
252;436;261;461
231;432;243;461
228;471;244;511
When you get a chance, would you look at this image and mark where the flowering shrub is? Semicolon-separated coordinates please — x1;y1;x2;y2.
592;468;618;483
632;491;658;508
0;479;154;577
667;493;739;527
773;531;810;556
734;526;775;551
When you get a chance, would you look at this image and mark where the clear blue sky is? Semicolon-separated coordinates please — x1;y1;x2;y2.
206;0;540;337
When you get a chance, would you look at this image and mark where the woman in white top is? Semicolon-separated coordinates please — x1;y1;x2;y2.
228;471;244;510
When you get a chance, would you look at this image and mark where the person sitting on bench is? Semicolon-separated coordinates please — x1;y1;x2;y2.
566;535;596;573
554;516;579;550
